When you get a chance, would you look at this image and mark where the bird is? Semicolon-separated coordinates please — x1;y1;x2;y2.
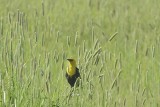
66;59;80;87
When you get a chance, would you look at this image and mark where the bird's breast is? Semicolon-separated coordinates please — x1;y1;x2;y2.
67;66;76;77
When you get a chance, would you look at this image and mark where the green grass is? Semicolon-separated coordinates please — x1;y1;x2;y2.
0;0;160;106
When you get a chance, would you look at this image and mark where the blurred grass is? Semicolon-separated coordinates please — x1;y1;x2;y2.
0;0;160;106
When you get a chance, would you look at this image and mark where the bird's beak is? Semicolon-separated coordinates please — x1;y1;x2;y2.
67;59;72;61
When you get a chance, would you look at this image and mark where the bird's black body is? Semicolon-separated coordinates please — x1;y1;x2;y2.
66;67;80;87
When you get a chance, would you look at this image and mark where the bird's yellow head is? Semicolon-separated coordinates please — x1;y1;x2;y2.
67;59;76;66
67;59;77;76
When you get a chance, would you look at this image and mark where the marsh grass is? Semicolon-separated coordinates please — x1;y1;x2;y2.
0;0;160;107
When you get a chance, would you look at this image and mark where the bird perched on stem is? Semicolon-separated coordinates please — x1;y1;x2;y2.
66;59;80;87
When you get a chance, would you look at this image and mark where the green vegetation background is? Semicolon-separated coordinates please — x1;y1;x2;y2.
0;0;160;106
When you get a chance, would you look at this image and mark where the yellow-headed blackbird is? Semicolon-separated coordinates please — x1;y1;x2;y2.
66;59;80;87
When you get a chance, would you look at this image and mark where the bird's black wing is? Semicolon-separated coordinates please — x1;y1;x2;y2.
75;67;80;78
